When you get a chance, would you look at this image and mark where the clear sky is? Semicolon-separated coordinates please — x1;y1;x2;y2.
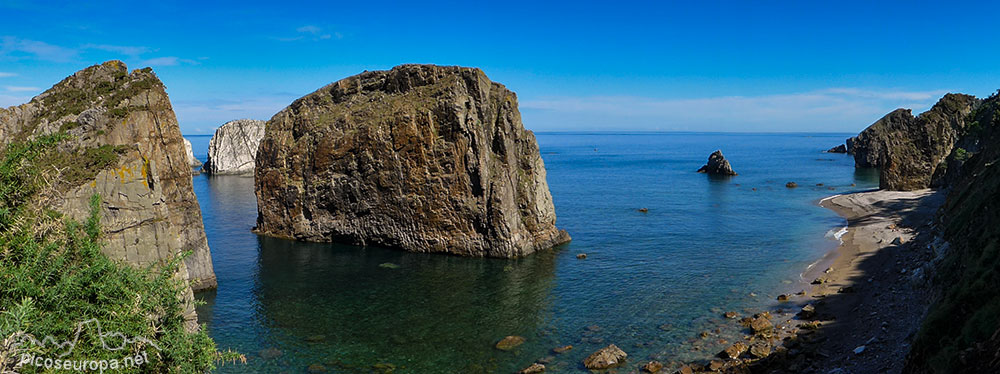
1;1;998;134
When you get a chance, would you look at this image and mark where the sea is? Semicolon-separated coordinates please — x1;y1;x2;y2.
185;132;879;373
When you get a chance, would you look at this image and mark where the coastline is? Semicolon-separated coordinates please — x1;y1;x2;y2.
761;189;947;373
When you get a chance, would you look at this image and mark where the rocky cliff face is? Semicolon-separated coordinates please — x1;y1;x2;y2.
847;93;978;190
202;119;265;175
904;92;1000;373
254;64;570;257
0;61;216;299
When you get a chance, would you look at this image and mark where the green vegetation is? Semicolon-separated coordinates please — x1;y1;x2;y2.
953;147;969;162
0;135;236;373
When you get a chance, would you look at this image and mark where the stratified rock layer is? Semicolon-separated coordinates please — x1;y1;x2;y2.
697;150;737;175
202;119;265;175
847;93;978;190
0;61;216;297
254;64;570;257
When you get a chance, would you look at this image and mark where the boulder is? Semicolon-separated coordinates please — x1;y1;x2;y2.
254;64;570;257
517;363;545;374
0;61;216;330
552;345;572;354
183;138;202;168
719;342;748;359
583;344;627;370
642;360;664;373
847;93;978;190
202;119;265;175
697;150;737;175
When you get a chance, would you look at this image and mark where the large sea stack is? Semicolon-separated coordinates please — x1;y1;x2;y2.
202;118;266;175
254;64;570;257
0;61;216;298
847;93;978;190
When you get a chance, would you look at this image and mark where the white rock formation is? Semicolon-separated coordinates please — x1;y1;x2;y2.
202;119;266;175
183;138;202;168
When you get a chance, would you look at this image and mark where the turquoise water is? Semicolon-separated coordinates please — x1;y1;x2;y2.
187;132;878;373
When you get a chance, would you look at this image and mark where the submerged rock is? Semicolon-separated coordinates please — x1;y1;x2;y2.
0;61;216;329
254;64;570;257
202;119;265;175
697;150;738;175
642;360;664;373
495;335;526;351
583;344;627;370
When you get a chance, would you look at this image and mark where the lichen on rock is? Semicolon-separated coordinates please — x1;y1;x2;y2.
254;64;570;257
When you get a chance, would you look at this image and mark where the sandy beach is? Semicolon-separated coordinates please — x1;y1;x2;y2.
762;189;948;373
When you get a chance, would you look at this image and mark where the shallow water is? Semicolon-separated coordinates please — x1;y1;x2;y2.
187;132;878;373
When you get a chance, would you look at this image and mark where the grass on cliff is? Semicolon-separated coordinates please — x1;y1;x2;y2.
0;134;238;373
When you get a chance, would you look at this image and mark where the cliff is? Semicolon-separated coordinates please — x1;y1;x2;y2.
847;93;978;190
202;119;265;175
254;64;570;257
904;92;1000;373
0;61;216;298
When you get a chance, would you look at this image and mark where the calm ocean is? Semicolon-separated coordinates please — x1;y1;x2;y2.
186;132;878;373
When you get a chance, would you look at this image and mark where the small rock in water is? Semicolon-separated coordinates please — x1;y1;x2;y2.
724;311;738;319
305;334;326;343
258;348;282;360
638;208;649;213
642;360;664;373
576;253;587;259
378;262;400;269
495;335;526;351
517;363;545;374
583;344;627;370
786;182;799;188
307;364;328;373
812;277;828;285
657;324;672;331
776;294;790;302
586;325;602;332
552;345;573;354
696;150;738;176
853;345;866;355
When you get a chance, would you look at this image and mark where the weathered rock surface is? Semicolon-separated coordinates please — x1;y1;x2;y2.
583;344;627;369
183;138;202;168
697;150;737;175
847;93;978;190
254;64;570;257
0;61;216;330
202;119;265;175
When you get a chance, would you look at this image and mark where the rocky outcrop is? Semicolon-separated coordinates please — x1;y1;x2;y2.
847;93;978;190
254;64;570;257
696;150;737;175
826;144;848;153
202;119;265;175
183;138;202;168
0;61;216;303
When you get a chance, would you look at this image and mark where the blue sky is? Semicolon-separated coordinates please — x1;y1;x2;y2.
1;1;998;134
